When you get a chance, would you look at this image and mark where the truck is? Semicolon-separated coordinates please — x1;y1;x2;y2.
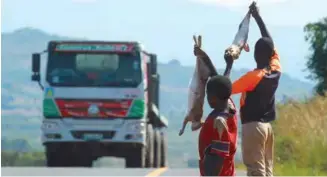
31;41;169;168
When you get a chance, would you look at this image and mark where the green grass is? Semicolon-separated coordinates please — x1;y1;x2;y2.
273;94;327;175
1;151;45;166
274;163;327;176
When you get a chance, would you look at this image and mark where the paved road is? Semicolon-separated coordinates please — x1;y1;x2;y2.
2;167;246;176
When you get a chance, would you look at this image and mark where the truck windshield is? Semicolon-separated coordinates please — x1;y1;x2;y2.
46;52;142;87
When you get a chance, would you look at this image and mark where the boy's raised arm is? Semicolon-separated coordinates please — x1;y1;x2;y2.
250;2;272;40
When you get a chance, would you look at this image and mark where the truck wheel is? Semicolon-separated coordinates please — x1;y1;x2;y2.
125;145;146;168
153;130;161;168
160;133;168;167
145;124;154;168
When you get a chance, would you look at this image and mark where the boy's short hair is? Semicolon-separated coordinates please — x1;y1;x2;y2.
254;37;274;66
206;75;232;100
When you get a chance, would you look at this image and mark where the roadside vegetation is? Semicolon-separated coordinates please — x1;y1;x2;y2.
1;151;45;166
273;94;327;175
272;16;327;176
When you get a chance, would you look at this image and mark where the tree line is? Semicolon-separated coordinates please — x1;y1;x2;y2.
304;17;327;96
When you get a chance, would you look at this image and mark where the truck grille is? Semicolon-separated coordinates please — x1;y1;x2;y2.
55;99;132;118
71;131;116;139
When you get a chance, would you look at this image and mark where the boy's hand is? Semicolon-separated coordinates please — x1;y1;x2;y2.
224;49;234;65
214;117;228;139
194;46;208;58
193;35;208;58
249;2;260;19
224;45;240;61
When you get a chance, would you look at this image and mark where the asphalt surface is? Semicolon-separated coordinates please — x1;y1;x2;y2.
1;167;247;176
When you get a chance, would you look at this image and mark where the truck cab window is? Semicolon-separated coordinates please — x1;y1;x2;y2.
46;52;142;87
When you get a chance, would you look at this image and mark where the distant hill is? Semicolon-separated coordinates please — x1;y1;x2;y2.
1;28;314;167
1;137;32;152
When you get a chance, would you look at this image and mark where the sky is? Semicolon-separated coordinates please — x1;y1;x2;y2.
1;0;327;82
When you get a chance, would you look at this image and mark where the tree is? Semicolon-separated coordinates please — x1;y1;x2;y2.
304;17;327;96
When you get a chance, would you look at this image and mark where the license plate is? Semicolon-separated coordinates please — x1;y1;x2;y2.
83;133;103;141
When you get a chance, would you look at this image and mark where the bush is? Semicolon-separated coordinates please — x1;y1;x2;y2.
1;151;45;166
273;95;327;175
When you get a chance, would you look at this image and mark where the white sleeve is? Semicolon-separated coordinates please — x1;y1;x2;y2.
213;116;228;139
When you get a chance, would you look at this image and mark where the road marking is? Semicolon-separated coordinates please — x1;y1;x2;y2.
145;167;168;177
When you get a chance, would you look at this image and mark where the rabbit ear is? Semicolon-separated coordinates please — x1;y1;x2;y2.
193;35;198;46
198;35;202;48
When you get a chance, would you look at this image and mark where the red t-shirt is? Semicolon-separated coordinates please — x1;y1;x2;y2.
198;99;238;176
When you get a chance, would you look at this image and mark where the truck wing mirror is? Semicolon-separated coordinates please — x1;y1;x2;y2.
32;74;40;82
32;53;41;73
31;53;44;90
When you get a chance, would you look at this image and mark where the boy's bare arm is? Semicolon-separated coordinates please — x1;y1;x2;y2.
250;2;273;40
194;46;218;76
223;51;234;78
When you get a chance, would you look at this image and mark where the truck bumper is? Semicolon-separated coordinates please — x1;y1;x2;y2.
44;141;144;158
41;118;146;145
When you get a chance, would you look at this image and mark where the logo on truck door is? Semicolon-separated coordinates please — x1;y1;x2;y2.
88;104;100;115
45;87;54;98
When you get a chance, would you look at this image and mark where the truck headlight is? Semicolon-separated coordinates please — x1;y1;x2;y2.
126;122;145;132
42;121;59;130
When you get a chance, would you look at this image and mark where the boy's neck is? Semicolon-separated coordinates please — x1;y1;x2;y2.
257;64;269;69
213;100;228;112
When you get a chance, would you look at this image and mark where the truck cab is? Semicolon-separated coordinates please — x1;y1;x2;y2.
31;41;168;168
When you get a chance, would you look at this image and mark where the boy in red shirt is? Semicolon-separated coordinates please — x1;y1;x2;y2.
194;46;238;176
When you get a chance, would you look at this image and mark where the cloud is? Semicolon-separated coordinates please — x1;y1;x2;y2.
190;0;289;8
71;0;97;3
2;108;40;117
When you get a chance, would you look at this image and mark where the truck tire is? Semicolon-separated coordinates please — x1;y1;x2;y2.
160;133;168;167
125;144;146;168
145;124;154;168
153;130;161;168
